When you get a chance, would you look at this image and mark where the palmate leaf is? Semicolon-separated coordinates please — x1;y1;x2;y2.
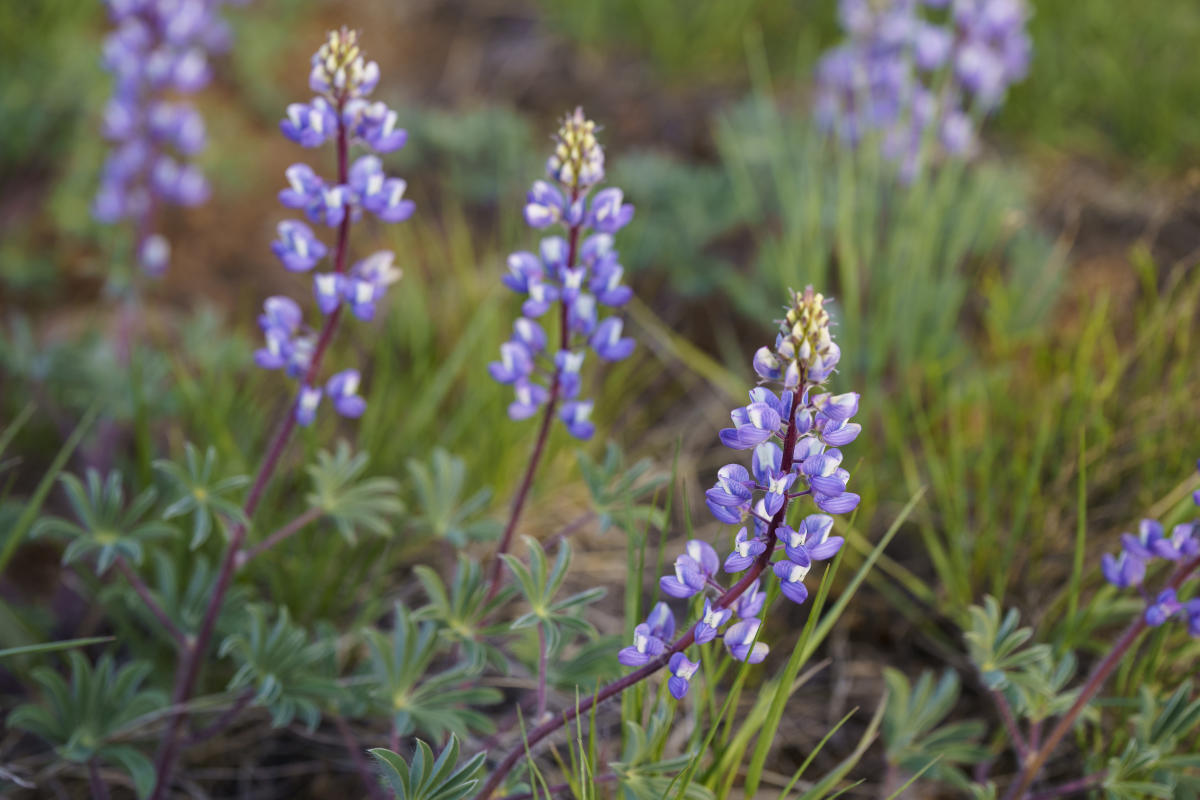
217;605;339;730
363;602;502;741
32;469;175;574
307;441;404;543
1100;680;1200;798
882;668;987;790
501;536;605;653
9;651;164;798
369;735;486;800
964;596;1052;691
576;440;667;534
405;448;501;545
154;442;249;549
413;557;512;670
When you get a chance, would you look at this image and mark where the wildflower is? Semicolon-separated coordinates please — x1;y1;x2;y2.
694;599;733;645
95;0;238;274
618;604;674;667
660;540;718;599
1103;461;1200;637
623;286;861;678
254;30;410;427
814;0;1032;176
1145;589;1182;627
724;619;769;664
667;653;700;699
490;109;635;440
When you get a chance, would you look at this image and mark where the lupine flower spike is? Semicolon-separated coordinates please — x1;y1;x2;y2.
256;29;411;427
1103;465;1200;636
95;0;245;274
489;108;636;440
815;0;1031;177
618;287;862;697
485;109;636;596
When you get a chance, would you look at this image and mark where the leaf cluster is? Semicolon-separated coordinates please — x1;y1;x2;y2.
1098;681;1200;799
413;557;511;670
500;536;606;653
369;735;487;800
404;448;500;545
9;652;164;797
882;668;988;790
965;597;1078;721
307;441;404;542
33;469;174;573
362;602;502;741
218;605;339;729
576;441;667;534
155;443;248;549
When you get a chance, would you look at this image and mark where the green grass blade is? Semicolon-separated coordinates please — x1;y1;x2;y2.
0;404;99;575
0;636;114;659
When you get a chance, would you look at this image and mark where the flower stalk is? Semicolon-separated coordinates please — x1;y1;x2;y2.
1002;551;1200;800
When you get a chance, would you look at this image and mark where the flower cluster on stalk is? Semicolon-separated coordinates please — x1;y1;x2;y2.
95;0;244;275
618;287;862;699
815;0;1031;177
1102;468;1200;637
488;109;636;440
254;29;410;426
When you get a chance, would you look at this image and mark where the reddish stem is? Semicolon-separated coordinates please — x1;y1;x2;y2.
485;191;583;600
1002;553;1200;800
115;557;185;646
147;95;355;800
473;391;804;800
334;714;388;800
991;688;1029;759
237;506;323;566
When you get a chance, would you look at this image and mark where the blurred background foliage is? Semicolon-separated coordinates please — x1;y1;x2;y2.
3;0;1200;795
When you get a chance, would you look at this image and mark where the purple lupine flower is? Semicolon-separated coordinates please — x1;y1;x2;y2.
94;0;239;274
1146;589;1182;627
723;527;766;573
774;560;812;605
272;220;328;272
724;619;769;664
326;369;366;418
618;603;675;667
296;385;323;426
488;342;534;385
560;401;595;440
660;552;708;599
1102;460;1200;638
814;0;1031;176
667;653;700;699
254;30;410;427
281;97;339;148
693;599;733;645
1101;551;1145;589
708;288;860;644
346;100;408;152
489;109;636;440
731;579;767;619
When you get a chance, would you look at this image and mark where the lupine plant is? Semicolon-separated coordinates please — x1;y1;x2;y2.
815;0;1031;176
486;107;635;593
877;462;1200;799
11;29;415;798
8;6;1200;800
95;0;245;275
